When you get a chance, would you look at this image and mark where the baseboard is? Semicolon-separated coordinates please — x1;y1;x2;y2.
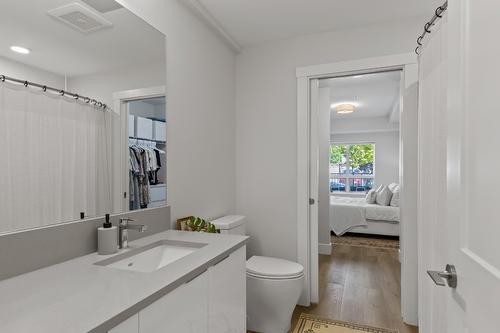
318;242;332;255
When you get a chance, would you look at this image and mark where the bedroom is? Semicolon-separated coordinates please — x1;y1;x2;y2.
321;70;402;238
302;69;411;331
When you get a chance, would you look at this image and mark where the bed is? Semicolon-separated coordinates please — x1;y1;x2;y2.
330;196;400;236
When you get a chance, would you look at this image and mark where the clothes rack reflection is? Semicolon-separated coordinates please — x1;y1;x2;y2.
129;137;165;210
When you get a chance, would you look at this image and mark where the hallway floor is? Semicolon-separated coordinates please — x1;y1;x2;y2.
290;237;418;333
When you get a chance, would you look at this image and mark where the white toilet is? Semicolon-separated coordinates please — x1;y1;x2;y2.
211;216;304;333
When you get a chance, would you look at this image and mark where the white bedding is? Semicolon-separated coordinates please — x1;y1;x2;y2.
330;196;400;236
329;197;367;235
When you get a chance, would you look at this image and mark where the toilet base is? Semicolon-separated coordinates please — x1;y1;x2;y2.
246;274;303;333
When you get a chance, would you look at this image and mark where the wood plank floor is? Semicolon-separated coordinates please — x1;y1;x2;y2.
289;240;418;333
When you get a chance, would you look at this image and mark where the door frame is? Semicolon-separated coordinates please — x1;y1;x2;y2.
111;86;166;213
296;53;419;324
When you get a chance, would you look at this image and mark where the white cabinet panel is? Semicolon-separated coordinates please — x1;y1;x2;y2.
153;121;166;142
208;246;246;333
136;117;153;140
128;115;136;138
108;314;138;333
139;271;208;333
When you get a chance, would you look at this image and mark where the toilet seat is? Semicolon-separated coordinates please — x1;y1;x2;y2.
246;256;304;280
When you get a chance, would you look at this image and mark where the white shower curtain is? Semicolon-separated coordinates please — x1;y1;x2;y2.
0;81;111;233
417;15;448;333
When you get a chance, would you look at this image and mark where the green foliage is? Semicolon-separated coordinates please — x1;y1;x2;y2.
330;144;374;171
330;145;346;165
348;144;374;169
187;216;219;233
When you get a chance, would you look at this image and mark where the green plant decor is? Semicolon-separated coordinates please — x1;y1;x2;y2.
187;217;220;233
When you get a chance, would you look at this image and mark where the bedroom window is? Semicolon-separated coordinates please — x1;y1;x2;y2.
330;143;375;193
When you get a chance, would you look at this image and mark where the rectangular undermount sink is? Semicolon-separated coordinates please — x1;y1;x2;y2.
95;240;207;273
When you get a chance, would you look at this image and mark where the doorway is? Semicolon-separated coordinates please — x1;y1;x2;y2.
296;54;419;326
111;86;166;214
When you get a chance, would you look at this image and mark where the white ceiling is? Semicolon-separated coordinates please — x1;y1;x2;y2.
0;0;165;77
321;70;401;120
196;0;445;47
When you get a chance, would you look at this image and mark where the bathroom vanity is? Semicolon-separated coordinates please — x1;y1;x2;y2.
0;230;247;333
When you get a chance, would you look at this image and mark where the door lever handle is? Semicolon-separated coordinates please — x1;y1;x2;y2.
427;264;457;288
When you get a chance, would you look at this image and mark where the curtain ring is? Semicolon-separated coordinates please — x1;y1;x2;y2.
435;7;443;18
24;81;29;87
42;85;47;92
424;22;432;33
417;36;423;46
84;97;90;103
60;90;65;96
0;75;5;82
415;46;421;55
103;104;107;110
74;94;79;100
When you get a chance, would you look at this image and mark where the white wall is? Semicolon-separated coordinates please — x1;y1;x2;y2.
0;56;65;88
332;116;399;134
236;18;422;260
128;99;166;121
116;0;237;226
68;61;167;110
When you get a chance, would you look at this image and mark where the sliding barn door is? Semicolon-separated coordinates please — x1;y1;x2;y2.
420;1;500;331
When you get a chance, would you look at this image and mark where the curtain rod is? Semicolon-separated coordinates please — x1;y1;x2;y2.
415;1;448;55
0;74;107;110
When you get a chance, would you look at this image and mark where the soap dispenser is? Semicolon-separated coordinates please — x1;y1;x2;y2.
98;214;118;255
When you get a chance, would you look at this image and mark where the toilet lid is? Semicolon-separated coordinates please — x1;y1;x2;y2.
246;256;304;279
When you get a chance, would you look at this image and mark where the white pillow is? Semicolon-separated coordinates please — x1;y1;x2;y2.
365;189;377;204
390;186;400;207
376;185;393;206
388;183;399;192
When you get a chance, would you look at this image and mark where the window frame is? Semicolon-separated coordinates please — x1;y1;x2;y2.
330;141;376;193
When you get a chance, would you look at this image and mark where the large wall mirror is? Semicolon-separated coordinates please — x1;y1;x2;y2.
0;0;166;234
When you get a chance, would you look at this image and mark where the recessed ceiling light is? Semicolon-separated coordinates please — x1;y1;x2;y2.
10;46;30;55
335;104;356;114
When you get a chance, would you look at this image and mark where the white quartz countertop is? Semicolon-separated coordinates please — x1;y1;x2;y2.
0;230;248;333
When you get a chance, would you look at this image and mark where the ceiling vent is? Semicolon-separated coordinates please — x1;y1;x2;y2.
48;3;113;33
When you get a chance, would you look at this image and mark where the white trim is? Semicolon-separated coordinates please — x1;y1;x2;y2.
112;86;165;109
182;0;242;54
297;53;418;321
332;128;399;135
296;53;417;78
399;63;419;326
297;76;310;306
318;243;332;255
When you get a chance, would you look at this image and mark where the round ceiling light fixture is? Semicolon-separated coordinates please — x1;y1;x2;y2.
10;46;30;55
335;103;356;114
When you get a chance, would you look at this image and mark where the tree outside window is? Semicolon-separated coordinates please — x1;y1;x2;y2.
330;143;375;193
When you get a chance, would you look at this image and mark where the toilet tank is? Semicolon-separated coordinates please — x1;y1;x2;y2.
211;215;246;235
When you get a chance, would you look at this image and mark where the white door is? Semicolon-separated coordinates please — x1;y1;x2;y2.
421;1;500;331
309;79;320;304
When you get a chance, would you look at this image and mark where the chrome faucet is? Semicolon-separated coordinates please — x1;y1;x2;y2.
119;218;147;249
